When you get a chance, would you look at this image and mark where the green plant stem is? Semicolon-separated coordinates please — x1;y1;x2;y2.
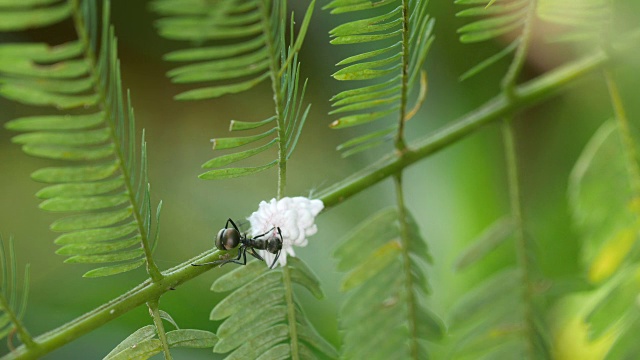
501;119;536;358
501;0;537;94
0;239;34;349
393;174;420;359
1;249;223;360
281;266;300;360
395;0;410;151
147;299;172;360
0;293;34;350
317;41;629;208
259;0;287;199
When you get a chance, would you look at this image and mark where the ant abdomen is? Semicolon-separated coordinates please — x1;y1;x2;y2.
215;227;240;251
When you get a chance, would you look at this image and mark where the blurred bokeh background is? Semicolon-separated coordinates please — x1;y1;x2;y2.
1;1;639;358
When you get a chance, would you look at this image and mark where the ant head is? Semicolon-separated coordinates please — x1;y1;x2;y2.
215;228;241;251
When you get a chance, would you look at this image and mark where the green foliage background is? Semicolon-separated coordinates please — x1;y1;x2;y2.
0;0;639;359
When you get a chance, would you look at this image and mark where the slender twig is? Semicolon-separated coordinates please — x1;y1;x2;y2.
501;0;537;95
501;119;536;358
500;2;538;356
0;286;34;350
395;0;411;151
317;44;622;208
147;299;172;360
258;0;287;199
393;174;420;359
281;266;300;360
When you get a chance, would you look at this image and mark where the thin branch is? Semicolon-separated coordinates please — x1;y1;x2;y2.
395;0;411;151
317;38;638;208
501;118;536;358
501;0;538;95
0;285;34;350
281;266;300;360
257;0;287;199
147;299;172;360
393;173;420;359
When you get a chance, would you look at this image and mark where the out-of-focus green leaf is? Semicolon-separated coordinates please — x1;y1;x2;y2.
22;143;114;161
12;128;110;146
586;266;640;340
0;1;71;31
0;84;98;108
5;113;105;131
569;120;640;284
335;207;443;358
455;216;515;270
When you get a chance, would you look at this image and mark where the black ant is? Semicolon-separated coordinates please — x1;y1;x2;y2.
192;218;283;269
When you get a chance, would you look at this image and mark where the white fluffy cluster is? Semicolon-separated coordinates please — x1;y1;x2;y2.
247;196;324;267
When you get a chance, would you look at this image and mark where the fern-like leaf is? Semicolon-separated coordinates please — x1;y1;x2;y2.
455;0;530;80
0;0;72;31
537;0;612;43
198;53;311;180
569;120;639;285
152;0;313;101
448;267;551;358
1;1;161;278
454;215;515;271
568;119;640;356
210;258;337;359
152;0;272;100
0;237;33;348
104;324;217;360
325;0;435;156
450;212;552;358
333;207;444;359
152;0;314;181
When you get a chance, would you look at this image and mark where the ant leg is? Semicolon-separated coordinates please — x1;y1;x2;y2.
253;227;275;239
225;218;241;232
276;227;283;240
191;261;217;266
269;250;281;269
247;247;264;261
226;245;249;266
191;250;238;266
